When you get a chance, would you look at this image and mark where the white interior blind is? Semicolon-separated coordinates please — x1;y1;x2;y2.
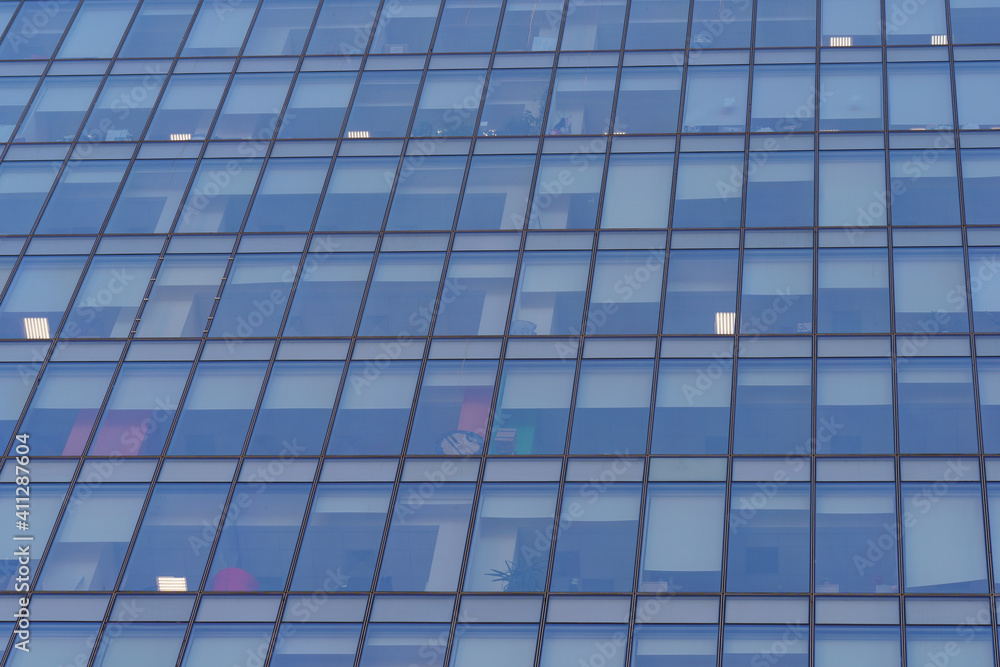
290;78;354;108
904;490;988;588
340;368;418;409
821;0;881;35
889;67;953;127
0;165;57;194
2;260;86;310
258;164;328;194
642;490;725;571
751;69;814;119
520;257;589;292
814;637;902;667
260;368;341;409
500;368;574;409
657;366;732;408
893;252;966;312
977;365;1000;405
222;78;292;114
600;158;671;228
373;257;444;282
159;77;227;110
479;491;557;518
676;158;742;200
183;365;267;409
817;366;892;405
575;365;653;408
590;258;662;303
819;254;889;289
742;255;812;295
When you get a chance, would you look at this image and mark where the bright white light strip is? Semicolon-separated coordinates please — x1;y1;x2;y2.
169;133;192;141
23;318;49;339
829;36;853;47
931;35;948;45
156;576;188;592
715;312;736;335
347;130;370;139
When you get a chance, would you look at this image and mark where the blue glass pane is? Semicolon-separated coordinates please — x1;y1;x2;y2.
545;67;616;135
641;484;725;592
369;0;442;54
750;64;816;132
614;67;682;134
270;624;361;667
632;625;718;666
243;157;329;232
726;483;810;592
887;62;954;130
464;483;558;591
951;0;1000;43
496;0;565;51
377;483;475;591
134;254;228;337
118;0;198;57
625;0;689;49
889;149;961;225
963;148;1000;226
208;254;299;338
897;358;978;454
212;73;293;140
744;152;814;227
456;154;534;229
816;359;894;455
244;0;320;56
344;70;422;138
814;627;901;667
315;156;399;231
0;1;79;60
0;77;39;142
145;74;229;142
0;255;87;340
433;0;503;52
662;249;739;334
181;625;277;667
682;66;748;133
291;483;392;591
733;359;812;455
412;70;488;136
510;251;589;335
600;153;673;228
62;255;157;338
93;624;186;667
551;483;641;591
105;159;197;234
120;483;230;591
327;360;420;455
722;625;808;667
277;71;356;139
15;76;102;142
451;625;539;667
820;64;883;131
385;155;467;230
0;161;59;232
35;160;129;234
177;158;264;232
587;249;664;334
283;252;373;336
569;359;653;456
756;0;816;46
406;359;498;455
0;483;68;586
980;359;1000;451
433;251;517;335
489;359;574;455
739;249;812;334
57;0;138;59
672;153;743;227
815;483;899;593
205;483;312;591
817;247;891;334
956;62;1000;130
528;154;603;229
652;358;732;455
540;625;629;667
690;0;752;48
359;624;451;667
560;0;626;50
478;68;550;135
19;362;116;456
307;0;382;54
357;252;446;336
893;248;969;333
181;1;255;56
246;361;344;455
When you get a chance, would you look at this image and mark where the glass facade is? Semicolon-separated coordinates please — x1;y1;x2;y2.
0;0;999;664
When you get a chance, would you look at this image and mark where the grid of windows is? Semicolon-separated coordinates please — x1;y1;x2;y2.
2;0;1000;665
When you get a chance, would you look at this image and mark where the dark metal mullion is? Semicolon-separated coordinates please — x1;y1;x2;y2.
0;0;26;50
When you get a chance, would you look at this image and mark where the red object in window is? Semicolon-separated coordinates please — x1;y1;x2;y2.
210;568;260;592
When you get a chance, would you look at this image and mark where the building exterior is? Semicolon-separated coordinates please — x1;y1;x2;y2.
0;0;999;664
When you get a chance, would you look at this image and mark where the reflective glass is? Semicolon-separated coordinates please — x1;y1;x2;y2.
733;359;812;455
359;624;451;667
739;249;813;334
0;76;38;142
0;483;68;587
587;249;664;334
496;0;565;51
0;161;60;232
887;62;954;130
818;150;886;227
145;74;229;142
672;152;743;228
651;358;733;455
118;0;198;57
0;1;78;60
451;625;539;667
817;247;891;333
821;0;881;45
0;255;87;340
244;157;329;232
135;254;228;337
545;67;616;135
560;0;626;50
478;68;550;135
385;155;467;230
315;156;398;231
906;627;994;667
897;358;978;454
889;149;961;225
722;626;808;666
244;0;320;56
270;624;361;667
344;70;422;138
35;160;129;234
819;64;884;131
181;1;255;56
456;154;534;229
625;0;689;49
368;0;442;54
815;627;901;667
62;255;156;338
510;251;589;335
176;158;264;233
357;252;446;336
962;148;1000;225
433;251;517;335
726;483;810;592
817;358;894;454
600;153;673;228
412;70;487;136
291;483;392;591
405;359;498;455
682;66;749;133
277;71;356;139
82;74;165;143
744;151;814;226
956;62;1000;130
632;625;718;666
212;73;293;140
689;0;751;48
93;624;186;667
540;625;628;667
569;359;653;455
105;159;197;234
662;249;739;334
308;0;382;55
756;0;816;46
893;248;969;333
750;64;816;133
971;249;1000;332
57;0;137;58
816;483;899;592
14;76;102;143
283;252;374;336
641;483;725;592
433;0;503;52
489;359;575;455
614;67;681;134
528;154;603;229
17;363;117;455
208;253;298;339
181;625;277;667
327;360;420;456
950;0;1000;43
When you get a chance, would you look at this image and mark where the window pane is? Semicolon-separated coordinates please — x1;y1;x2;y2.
464;483;558;591
906;627;994;667
291;483;392;591
120;483;230;591
690;0;751;48
663;249;739;334
600;153;673;228
35;160;129;234
433;0;503;52
625;0;689;49
818;150;886;227
821;0;881;45
980;359;1000;452
726;483;810;592
950;0;1000;43
632;625;718;666
815;627;901;667
614;67;681;135
956;62;1000;130
246;360;344;455
962;148;1000;225
816;483;899;593
0;255;87;340
733;359;812;455
652;358;733;455
545;67;616;135
243;0;320;56
551;483;641;592
205;483;312;591
478;68;550;135
412;69;487;136
307;0;382;55
90;362;190;456
270;624;361;667
756;0;816;46
181;1;255;56
560;0;626;50
0;161;59;232
587;249;664;334
456;154;534;229
817;359;894;454
451;626;539;667
406;359;498;455
682;66;749;133
903;483;988;593
723;626;808;667
38;483;147;591
496;0;565;51
359;624;450;667
243;157;329;232
177;158;264;232
739;249;812;334
283;252;373;336
181;625;276;667
57;0;137;58
277;71;356;139
315;156;398;231
889;149;961;225
344;70;422;138
528;154;603;229
641;484;725;592
817;247;890;333
328;360;420;455
208;254;298;338
672;153;743;228
897;358;978;454
744;151;814;226
886;0;946;43
14;76;102;142
80;73;163;142
118;0;199;57
368;0;442;54
105;159;196;234
510;251;589;335
819;64;883;131
212;73;293;140
377;483;475;591
972;249;1000;332
0;364;39;448
887;62;954;130
433;251;517;335
166;362;268;456
0;1;78;60
0;483;68;588
540;625;628;667
489;359;575;455
893;248;969;333
62;255;156;338
0;76;38;142
357;252;446;336
750;64;816;133
145;74;229;141
569;359;653;455
385;155;467;230
94;624;186;667
135;255;227;337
